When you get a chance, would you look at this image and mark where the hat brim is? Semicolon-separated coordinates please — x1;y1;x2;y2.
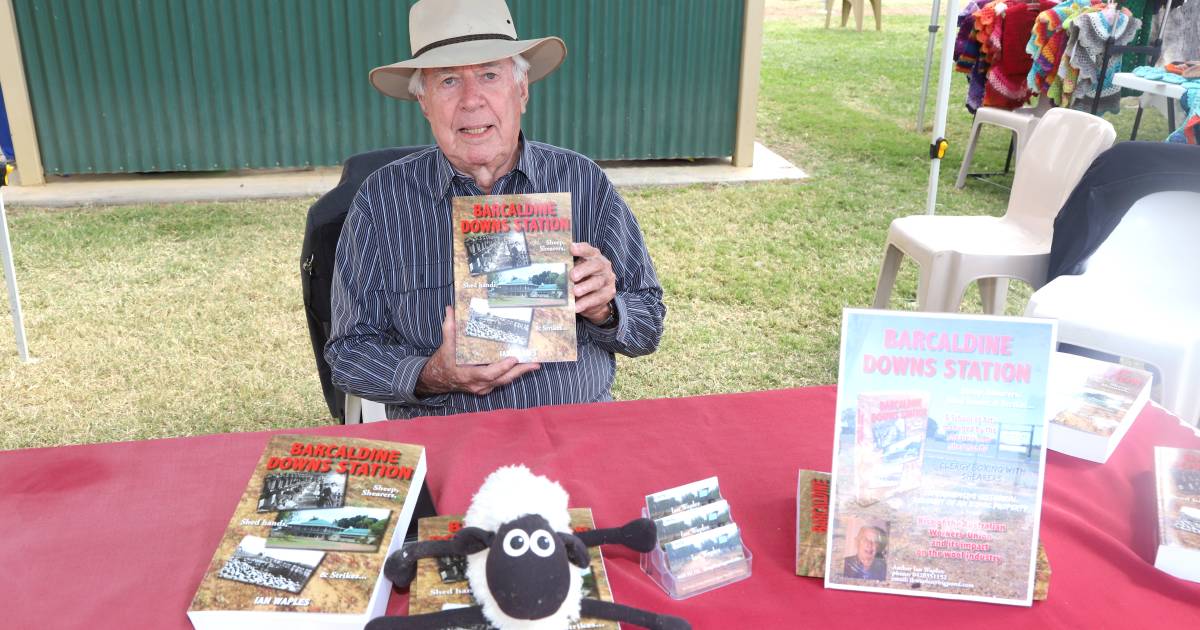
370;36;566;101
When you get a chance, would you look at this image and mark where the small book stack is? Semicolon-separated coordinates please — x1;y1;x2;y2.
408;510;619;630
1154;447;1200;583
641;476;751;599
1046;351;1152;463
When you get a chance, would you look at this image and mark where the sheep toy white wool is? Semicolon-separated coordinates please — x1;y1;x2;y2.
367;465;690;630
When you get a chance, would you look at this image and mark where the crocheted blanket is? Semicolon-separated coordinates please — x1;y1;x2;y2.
1070;8;1140;115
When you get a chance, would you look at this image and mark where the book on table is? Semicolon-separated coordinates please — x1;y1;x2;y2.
1154;446;1200;583
1045;351;1152;463
452;192;577;365
408;510;618;630
187;434;427;630
824;309;1056;606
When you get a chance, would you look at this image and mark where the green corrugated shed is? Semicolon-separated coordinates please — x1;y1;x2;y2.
13;0;745;175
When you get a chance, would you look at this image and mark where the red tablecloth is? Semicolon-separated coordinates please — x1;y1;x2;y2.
3;387;1199;629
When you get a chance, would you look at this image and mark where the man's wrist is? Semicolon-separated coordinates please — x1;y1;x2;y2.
413;359;444;398
596;300;618;329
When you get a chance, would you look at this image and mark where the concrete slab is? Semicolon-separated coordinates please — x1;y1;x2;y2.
3;142;805;208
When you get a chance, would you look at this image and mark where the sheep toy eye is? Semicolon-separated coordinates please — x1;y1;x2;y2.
530;529;555;558
502;528;530;557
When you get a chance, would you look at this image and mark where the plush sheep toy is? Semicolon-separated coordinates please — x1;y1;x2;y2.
367;465;690;630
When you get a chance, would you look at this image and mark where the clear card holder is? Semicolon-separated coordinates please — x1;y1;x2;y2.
639;507;753;600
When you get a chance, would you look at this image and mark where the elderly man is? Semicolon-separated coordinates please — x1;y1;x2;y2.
326;0;665;419
843;525;887;580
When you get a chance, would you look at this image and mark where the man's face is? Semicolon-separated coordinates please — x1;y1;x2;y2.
417;59;528;177
856;529;880;564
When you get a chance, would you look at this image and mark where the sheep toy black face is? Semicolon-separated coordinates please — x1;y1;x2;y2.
487;514;571;619
367;465;691;630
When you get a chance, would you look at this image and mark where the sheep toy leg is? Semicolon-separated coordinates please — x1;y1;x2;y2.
575;518;658;553
580;599;691;630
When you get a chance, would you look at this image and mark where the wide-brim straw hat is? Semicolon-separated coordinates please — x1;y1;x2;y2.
370;0;566;101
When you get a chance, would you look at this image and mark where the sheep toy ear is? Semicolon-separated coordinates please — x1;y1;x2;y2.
559;532;591;568
452;527;493;555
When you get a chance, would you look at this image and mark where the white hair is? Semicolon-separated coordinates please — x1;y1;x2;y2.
408;53;530;97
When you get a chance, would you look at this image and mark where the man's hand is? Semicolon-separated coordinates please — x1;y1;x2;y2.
414;306;541;396
571;242;617;325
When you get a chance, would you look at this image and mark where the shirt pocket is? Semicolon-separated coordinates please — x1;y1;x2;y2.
388;261;454;351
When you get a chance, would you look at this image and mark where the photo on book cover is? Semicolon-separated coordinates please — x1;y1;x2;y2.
645;477;722;520
437;555;469;584
256;471;347;513
266;507;392;553
1050;356;1151;438
486;262;569;307
216;535;324;594
825;309;1056;606
464;231;530;276
1170;458;1200;540
463;299;533;348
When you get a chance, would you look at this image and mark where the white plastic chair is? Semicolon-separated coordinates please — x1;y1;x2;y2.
872;108;1116;314
1025;191;1200;426
955;98;1055;190
826;0;881;31
344;394;388;424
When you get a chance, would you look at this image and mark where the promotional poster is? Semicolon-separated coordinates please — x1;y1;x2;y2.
825;310;1056;605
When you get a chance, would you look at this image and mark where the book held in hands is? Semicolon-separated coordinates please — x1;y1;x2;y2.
188;435;427;630
825;310;1056;606
453;193;577;365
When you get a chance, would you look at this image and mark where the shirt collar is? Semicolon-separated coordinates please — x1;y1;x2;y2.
432;133;542;197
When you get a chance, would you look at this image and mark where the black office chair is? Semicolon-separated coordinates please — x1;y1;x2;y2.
300;146;426;422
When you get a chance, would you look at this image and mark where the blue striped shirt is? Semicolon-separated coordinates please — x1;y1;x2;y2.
326;140;665;419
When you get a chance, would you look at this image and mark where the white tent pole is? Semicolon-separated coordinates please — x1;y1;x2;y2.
926;0;962;215
0;186;30;362
916;0;944;131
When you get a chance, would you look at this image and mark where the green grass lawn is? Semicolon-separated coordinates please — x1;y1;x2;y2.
0;2;1172;449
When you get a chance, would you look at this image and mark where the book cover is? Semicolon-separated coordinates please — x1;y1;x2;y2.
1154;447;1200;583
188;435;427;630
796;469;1051;599
409;510;618;630
452;193;577;365
824;310;1056;606
1046;351;1152;463
796;470;832;578
853;392;929;505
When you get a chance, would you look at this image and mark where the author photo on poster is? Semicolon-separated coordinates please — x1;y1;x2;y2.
843;520;888;581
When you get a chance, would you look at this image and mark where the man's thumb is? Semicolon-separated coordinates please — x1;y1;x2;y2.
442;305;456;339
